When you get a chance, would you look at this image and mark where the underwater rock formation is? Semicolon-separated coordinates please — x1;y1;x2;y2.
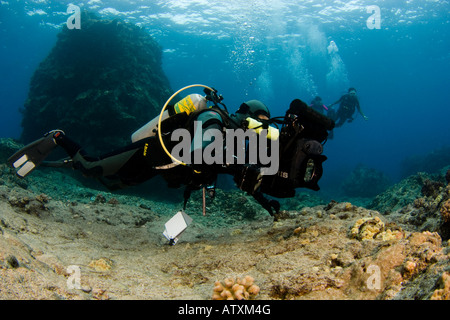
431;272;450;300
421;178;445;198
0;138;23;163
369;172;430;213
20;11;172;153
441;200;450;222
370;169;450;240
1;163;449;300
2;138;450;300
341;164;391;198
400;146;450;179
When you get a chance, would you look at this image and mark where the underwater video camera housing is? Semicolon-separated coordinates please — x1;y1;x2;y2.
260;99;335;198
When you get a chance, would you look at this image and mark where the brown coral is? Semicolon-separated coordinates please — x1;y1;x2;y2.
212;276;260;300
440;199;450;222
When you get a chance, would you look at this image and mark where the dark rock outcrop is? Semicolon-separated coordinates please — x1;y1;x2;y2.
400;146;450;179
21;12;172;154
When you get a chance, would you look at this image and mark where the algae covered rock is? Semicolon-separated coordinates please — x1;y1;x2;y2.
20;11;172;154
369;173;428;213
369;170;450;240
441;199;450;222
400;146;450;179
0;138;23;163
431;272;450;300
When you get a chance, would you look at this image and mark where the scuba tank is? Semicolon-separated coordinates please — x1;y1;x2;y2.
131;94;208;143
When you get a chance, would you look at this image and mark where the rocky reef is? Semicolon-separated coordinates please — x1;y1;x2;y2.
370;167;450;240
400;146;450;179
0;138;23;163
441;199;450;222
0;138;449;300
20;11;172;154
431;272;450;300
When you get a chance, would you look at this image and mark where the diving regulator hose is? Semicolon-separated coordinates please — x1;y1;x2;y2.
157;84;216;167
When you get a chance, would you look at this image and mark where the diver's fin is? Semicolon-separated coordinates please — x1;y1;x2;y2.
8;130;63;178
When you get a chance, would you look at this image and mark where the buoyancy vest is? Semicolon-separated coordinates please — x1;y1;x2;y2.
259;99;335;197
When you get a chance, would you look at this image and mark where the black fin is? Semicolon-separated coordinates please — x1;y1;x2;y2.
8;134;58;178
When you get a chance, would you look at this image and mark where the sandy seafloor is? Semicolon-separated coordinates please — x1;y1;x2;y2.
0;148;449;301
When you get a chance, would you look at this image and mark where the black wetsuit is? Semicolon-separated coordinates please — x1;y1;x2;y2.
55;109;227;190
328;94;363;127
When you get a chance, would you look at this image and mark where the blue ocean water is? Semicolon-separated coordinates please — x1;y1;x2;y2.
1;0;449;194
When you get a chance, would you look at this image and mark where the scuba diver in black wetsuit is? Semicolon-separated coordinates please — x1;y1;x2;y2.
8;86;335;219
309;96;328;115
327;88;368;128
